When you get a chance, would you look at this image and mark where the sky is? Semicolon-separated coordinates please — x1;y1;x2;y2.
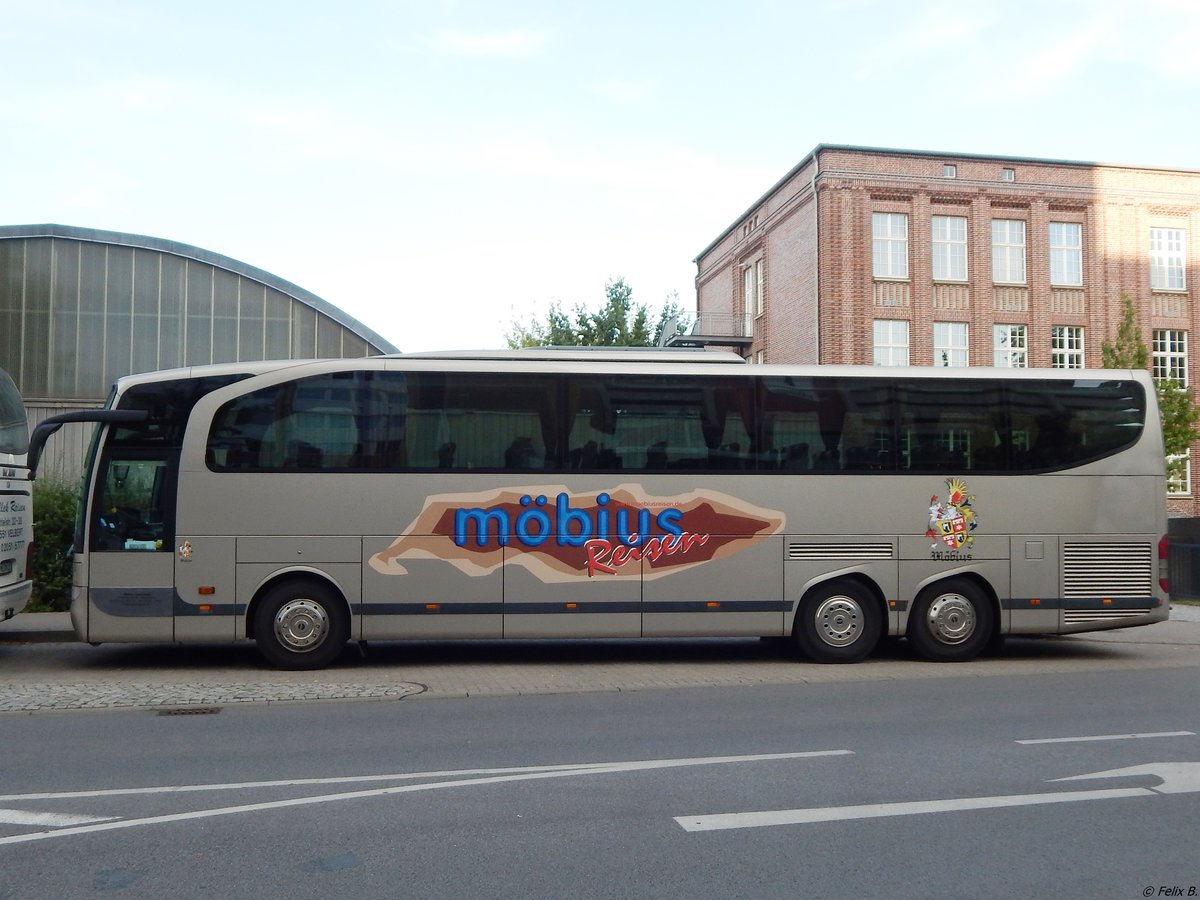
3;0;1200;353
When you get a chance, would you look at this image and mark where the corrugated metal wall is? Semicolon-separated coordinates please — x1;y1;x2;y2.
1;227;399;483
26;402;103;484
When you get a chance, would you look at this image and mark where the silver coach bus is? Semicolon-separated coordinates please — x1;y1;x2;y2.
0;367;32;621
30;350;1169;669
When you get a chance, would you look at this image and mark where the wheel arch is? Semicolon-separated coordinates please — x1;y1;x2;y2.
244;567;351;641
790;571;888;636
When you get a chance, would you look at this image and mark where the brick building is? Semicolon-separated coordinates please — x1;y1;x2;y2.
692;145;1200;514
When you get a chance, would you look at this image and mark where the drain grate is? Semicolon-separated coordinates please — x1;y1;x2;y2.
157;706;222;716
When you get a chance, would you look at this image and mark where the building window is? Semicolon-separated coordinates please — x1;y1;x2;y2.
873;319;909;366
943;164;957;178
741;257;763;337
1049;222;1083;287
993;324;1027;367
933;322;969;367
1001;168;1015;182
932;216;968;281
1153;329;1188;385
1150;228;1187;291
755;349;766;365
1168;454;1191;496
992;219;1027;284
872;213;909;280
1051;326;1084;368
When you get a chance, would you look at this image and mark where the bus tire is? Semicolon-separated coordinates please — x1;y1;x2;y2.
907;578;994;662
253;580;350;670
793;580;882;663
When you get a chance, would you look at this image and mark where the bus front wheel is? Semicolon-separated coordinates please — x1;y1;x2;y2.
793;581;882;663
254;580;350;670
907;578;994;662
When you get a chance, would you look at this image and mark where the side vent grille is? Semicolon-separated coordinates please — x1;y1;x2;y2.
1063;542;1153;598
788;543;894;560
1063;609;1149;624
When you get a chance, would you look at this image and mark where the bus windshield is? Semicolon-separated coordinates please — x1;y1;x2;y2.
0;368;28;457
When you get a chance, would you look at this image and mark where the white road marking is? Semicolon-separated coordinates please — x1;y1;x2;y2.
0;750;849;803
1053;761;1200;793
675;788;1151;831
0;809;116;827
1016;731;1195;745
0;749;850;846
675;761;1200;832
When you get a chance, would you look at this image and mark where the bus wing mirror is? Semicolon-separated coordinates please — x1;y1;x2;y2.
28;409;149;478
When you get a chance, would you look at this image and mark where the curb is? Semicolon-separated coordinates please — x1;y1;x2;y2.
0;612;75;644
4;607;1199;646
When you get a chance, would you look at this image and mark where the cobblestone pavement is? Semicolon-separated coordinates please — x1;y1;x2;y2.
1;610;1198;714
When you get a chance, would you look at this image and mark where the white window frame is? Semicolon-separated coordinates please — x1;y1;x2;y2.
1049;222;1083;287
1153;329;1188;386
932;216;968;282
1051;325;1084;369
991;219;1027;285
1150;227;1187;291
943;164;957;178
1168;453;1191;496
872;213;909;280
873;319;909;366
993;324;1027;368
742;257;764;336
1001;168;1015;182
933;322;969;367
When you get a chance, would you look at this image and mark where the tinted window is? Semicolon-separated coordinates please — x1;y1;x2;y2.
760;376;893;472
209;371;558;472
896;381;1005;472
112;375;251;447
566;375;754;472
1007;378;1144;471
206;371;1146;475
406;372;556;471
0;369;28;455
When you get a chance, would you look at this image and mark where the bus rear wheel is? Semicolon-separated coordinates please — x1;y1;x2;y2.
793;581;882;663
907;578;994;662
254;580;350;670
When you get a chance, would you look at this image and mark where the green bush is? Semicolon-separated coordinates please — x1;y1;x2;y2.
30;480;78;612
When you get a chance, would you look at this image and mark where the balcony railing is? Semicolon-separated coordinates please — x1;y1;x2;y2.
661;313;753;348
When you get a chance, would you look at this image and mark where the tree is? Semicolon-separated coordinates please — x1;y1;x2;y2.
1101;295;1200;482
506;279;690;349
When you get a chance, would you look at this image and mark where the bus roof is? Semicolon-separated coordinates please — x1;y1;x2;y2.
106;355;1151;393
395;347;747;364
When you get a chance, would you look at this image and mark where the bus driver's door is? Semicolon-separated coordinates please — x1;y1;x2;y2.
83;450;177;642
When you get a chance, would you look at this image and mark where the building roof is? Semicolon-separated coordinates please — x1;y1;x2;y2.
0;223;399;354
695;143;1200;263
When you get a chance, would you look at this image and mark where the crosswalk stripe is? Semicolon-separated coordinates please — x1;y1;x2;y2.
0;808;116;827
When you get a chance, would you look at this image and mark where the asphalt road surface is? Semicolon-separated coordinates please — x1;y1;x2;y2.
2;663;1198;899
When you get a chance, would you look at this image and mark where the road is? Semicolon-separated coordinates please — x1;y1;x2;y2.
1;650;1198;898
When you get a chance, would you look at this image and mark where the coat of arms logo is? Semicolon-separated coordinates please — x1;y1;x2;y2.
926;478;977;551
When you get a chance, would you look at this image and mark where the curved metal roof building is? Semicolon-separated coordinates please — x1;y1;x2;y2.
0;223;399;478
0;223;398;403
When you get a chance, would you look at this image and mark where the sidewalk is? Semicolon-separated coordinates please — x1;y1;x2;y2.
2;607;1198;714
0;611;73;643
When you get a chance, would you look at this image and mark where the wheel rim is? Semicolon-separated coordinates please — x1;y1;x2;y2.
813;595;863;647
924;593;976;645
273;598;330;653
